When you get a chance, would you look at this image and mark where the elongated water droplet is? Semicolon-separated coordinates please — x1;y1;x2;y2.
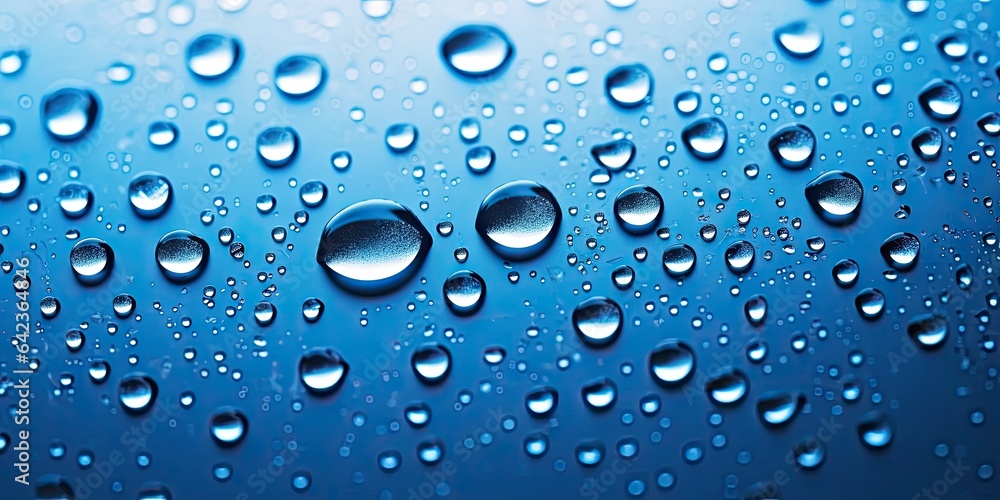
682;117;727;160
744;294;767;325
906;314;948;349
705;369;749;405
605;64;652;108
572;296;623;347
42;87;99;141
756;391;805;427
591;139;635;170
186;33;241;79
316;199;432;295
475;180;560;261
918;79;962;121
804;171;864;225
441;25;513;77
299;348;349;394
774;20;823;58
155;230;210;283
275;55;326;97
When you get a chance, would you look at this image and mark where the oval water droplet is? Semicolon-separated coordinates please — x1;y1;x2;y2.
756;391;805;427
681;117;727;160
918;79;962;121
186;33;241;79
662;244;696;278
613;185;663;235
475;180;560;261
832;258;860;288
443;270;486;316
316;199;432;295
857;411;893;449
649;340;695;386
385;123;418;153
572;296;623;347
605;64;652;108
724;240;755;274
744;294;767;325
906;314;948;349
804;171;864;225
155;230;210;283
118;373;157;414
128;172;172;218
441;25;513;77
42;87;99;141
793;439;826;469
581;377;618;411
0;160;26;199
148;121;178;148
256;126;299;167
880;232;920;271
705;369;749;405
404;402;432;428
774;20;823;58
70;238;114;286
299;348;349;395
525;386;559;417
936;33;970;60
977;112;1000;136
275;55;326;97
412;343;451;385
855;288;886;320
768;123;815;169
910;127;942;160
591;139;635;171
466;145;495;173
674;91;701;115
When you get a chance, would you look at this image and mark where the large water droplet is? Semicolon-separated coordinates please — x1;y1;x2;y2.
648;340;695;386
42;87;99;140
256;126;299;167
186;33;241;79
681;117;727;160
705;369;749;405
443;270;486;316
936;33;970;60
0;160;26;199
918;79;962;121
525;386;559;417
880;232;920;271
605;64;652;108
977;112;1000;136
441;25;513;77
724;240;755;274
210;407;248;446
118;373;157;414
299;348;349;394
804;171;864;225
316;199;432;295
613;185;663;235
662;244;696;278
857;411;893;449
572;297;623;347
361;0;393;18
155;230;210;283
591;139;636;170
768;123;815;169
475;180;560;261
70;238;114;286
756;391;805;427
412;343;451;385
275;55;326;97
906;314;948;349
128;172;172;218
774;20;823;58
910;127;942;160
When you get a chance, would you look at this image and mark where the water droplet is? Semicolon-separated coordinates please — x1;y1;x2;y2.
854;288;886;320
936;33;970;60
441;25;513;77
977;112;1000;136
613;185;663;234
649;340;695;386
611;265;635;289
681;117;727;160
575;441;605;467
792;439;825;469
256;126;299;167
361;0;393;18
411;343;451;385
832;258;860;288
756;391;805;427
128;172;172;218
804;171;863;225
155;230;210;283
275;55;326;97
918;79;962;121
443;270;486;316
705;369;749;405
299;348;349;394
674;91;700;115
907;314;948;349
662;244;696;278
186;33;241;79
774;20;823;58
744;294;767;325
475;180;560;261
404;402;432;427
70;238;114;285
524;433;549;457
572;296;623;347
0;50;27;75
316;199;432;295
378;450;402;472
466;145;495;173
209;407;248;446
768;123;815;169
724;240;755;274
581;377;618;411
0;160;26;199
301;297;324;322
42;87;99;140
910;127;942;160
40;296;60;319
605;64;652;108
417;439;445;465
57;182;92;218
148;121;178;148
385;123;417;153
591;139;636;171
880;232;920;271
857;411;893;449
113;293;136;318
118;373;157;414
